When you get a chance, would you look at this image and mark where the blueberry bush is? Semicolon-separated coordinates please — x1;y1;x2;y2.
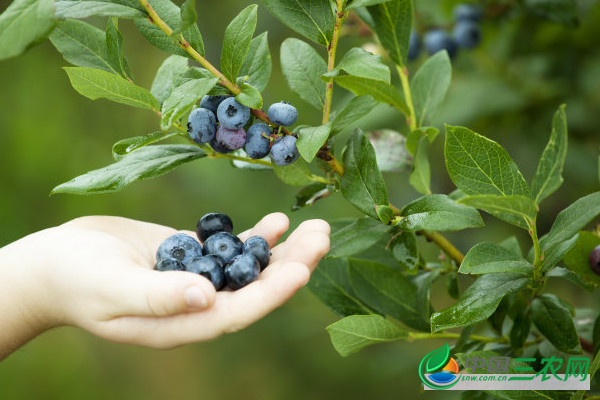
1;0;599;398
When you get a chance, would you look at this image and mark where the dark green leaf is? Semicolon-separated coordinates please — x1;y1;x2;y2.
260;0;334;46
329;217;390;258
341;129;389;219
51;145;205;195
367;0;413;66
411;51;452;127
239;32;271;92
594;315;600;357
151;55;189;104
346;0;392;10
220;5;257;82
322;47;390;82
524;0;578;27
272;158;315;186
55;0;146;19
562;231;600;289
172;0;196;35
390;230;419;272
405;126;439;156
446;271;459;299
106;18;132;79
160;77;218;130
280;38;327;110
112;131;179;159
488;297;510;335
0;0;56;60
540;233;578;272
333;75;409;115
398;194;484;232
413;269;439;322
235;82;262;109
331;95;378;135
292;183;331;210
499;236;522;257
408;136;430;194
326;315;408;357
531;104;568;205
459;242;533;276
458;194;537;230
368;129;411;172
531;294;582;354
431;273;529;332
296;123;332;162
510;306;531;350
546;266;596;292
64;67;160;111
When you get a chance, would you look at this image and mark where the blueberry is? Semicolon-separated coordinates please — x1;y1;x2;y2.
242;236;270;270
453;3;483;22
155;258;185;272
187;107;216;144
408;31;419;61
244;123;272;159
267;102;298;127
217;97;250;130
186;256;225;290
210;136;233;154
423;29;458;58
156;233;203;264
224;254;260;290
203;232;243;264
453;20;481;49
214;125;246;151
196;212;234;242
200;95;231;115
270;135;299;166
589;245;600;276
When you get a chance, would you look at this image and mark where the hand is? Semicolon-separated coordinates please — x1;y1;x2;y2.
0;213;330;354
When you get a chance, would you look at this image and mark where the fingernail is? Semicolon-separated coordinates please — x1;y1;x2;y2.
184;286;207;309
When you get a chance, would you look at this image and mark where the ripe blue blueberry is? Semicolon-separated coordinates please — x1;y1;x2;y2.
242;236;270;270
196;212;233;242
453;3;483;22
214;125;246;151
156;233;203;264
267;102;298;127
186;255;225;290
453;20;481;49
155;258;185;272
187;107;216;144
203;231;243;264
224;254;260;290
423;29;458;58
589;245;600;276
408;31;420;60
200;95;231;114
244;123;272;159
217;97;250;130
270;135;299;166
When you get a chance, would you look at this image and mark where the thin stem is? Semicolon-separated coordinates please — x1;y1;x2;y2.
423;231;465;266
529;219;542;281
139;0;172;36
397;65;417;131
323;4;345;125
409;332;507;344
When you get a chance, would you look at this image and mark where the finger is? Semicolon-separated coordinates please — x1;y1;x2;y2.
270;219;330;261
267;231;330;273
237;212;290;246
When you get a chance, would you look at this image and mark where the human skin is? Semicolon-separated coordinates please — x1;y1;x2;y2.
0;213;330;360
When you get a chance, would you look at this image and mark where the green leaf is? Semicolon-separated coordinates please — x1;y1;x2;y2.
51;145;205;195
272;158;315;186
375;205;393;225
49;20;119;74
333;75;409;116
150;55;189;104
64;67;160;111
540;233;579;272
112;131;179;159
510;305;531;350
541;191;600;251
235;82;262;109
405;126;439;156
398;194;484;232
562;231;600;289
458;194;537;230
260;0;334;46
296;124;331;162
367;0;413;66
328;217;390;258
307;257;373;317
172;0;196;35
531;104;568;205
524;0;578;27
341;129;389;219
346;0;392;10
326;315;408;357
445;125;530;198
446;271;459;299
322;47;390;83
368;129;411;172
220;5;257;82
55;0;145;19
499;236;522;257
408;136;430;194
531;294;582;354
239;32;271;92
160;77;218;130
292;183;331;210
331;95;378;135
0;0;56;60
546;267;596;292
280;38;327;110
430;273;529;332
413;269;439;322
106;18;132;80
459;242;534;276
348;258;430;331
390;230;419;273
134;0;204;58
411;51;452;127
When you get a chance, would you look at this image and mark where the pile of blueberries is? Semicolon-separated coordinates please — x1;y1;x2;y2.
154;213;271;290
188;96;300;166
409;3;483;60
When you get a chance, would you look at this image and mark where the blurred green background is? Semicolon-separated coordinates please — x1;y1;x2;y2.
1;0;600;398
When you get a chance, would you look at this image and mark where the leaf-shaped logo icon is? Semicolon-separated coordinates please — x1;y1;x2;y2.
425;343;450;372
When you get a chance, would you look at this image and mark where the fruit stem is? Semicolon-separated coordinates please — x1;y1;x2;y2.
422;231;465;266
397;65;417;130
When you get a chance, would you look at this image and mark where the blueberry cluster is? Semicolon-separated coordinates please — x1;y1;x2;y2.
589;245;600;276
408;3;482;60
188;97;300;166
154;213;271;290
